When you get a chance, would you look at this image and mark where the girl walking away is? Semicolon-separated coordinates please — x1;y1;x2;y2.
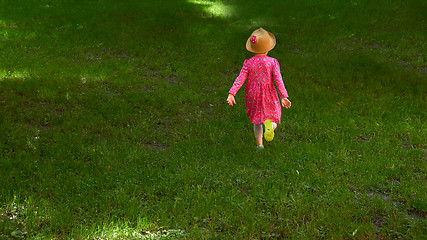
227;28;291;152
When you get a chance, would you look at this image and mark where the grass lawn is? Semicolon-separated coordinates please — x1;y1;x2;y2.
0;0;426;239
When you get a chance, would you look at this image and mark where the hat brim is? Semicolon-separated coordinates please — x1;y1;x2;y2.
246;31;276;54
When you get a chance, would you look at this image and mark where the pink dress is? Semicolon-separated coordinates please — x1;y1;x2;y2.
229;55;288;125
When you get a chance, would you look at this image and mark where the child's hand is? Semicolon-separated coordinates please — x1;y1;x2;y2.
281;98;291;109
227;94;236;106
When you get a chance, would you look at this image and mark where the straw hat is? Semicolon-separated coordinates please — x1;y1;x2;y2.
246;28;276;54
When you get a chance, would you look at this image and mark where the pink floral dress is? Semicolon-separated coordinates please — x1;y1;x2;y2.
229;55;288;125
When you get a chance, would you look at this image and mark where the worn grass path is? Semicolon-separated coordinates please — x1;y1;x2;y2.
0;0;426;239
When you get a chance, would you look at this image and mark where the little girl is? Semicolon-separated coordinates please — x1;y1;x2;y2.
227;28;291;151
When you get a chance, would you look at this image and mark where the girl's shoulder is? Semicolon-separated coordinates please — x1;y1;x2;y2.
245;56;279;67
246;55;278;61
265;56;280;66
265;56;278;62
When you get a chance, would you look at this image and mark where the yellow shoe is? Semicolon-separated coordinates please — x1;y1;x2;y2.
264;119;274;142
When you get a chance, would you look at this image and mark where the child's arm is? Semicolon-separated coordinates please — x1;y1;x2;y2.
272;59;291;109
281;98;291;109
227;94;236;106
228;60;249;104
272;59;289;100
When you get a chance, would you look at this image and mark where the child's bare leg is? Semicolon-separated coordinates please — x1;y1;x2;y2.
273;122;277;130
254;124;263;146
256;137;263;146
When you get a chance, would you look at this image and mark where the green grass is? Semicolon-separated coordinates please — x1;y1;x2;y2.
0;0;426;239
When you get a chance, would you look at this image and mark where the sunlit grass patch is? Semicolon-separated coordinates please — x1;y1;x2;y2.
0;19;36;41
75;220;188;240
0;29;36;40
0;69;30;81
0;197;187;240
188;0;234;18
0;196;45;240
0;202;28;239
